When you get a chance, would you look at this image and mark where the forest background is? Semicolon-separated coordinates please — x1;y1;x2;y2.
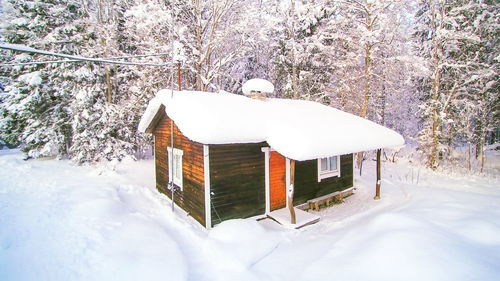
0;0;498;172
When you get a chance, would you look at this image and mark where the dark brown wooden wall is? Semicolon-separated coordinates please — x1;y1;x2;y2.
209;143;266;226
152;109;352;227
153;113;206;226
294;154;353;205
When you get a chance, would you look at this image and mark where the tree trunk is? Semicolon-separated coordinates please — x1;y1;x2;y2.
479;129;486;173
291;62;299;99
193;0;203;91
374;149;381;200
468;141;471;171
290;0;299;100
357;8;373;170
359;43;372;118
177;62;182;91
105;66;112;103
381;86;387;126
359;155;363;176
475;119;483;159
359;4;373;119
481;145;485;173
97;0;104;23
428;2;443;170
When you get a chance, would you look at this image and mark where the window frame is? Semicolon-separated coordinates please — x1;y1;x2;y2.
167;147;184;190
317;155;341;182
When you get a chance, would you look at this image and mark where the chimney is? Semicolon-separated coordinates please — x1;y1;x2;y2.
242;78;274;100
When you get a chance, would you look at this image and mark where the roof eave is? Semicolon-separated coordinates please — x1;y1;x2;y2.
146;105;165;134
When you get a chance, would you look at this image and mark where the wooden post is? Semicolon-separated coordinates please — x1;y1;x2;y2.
374;149;381;200
288;160;297;224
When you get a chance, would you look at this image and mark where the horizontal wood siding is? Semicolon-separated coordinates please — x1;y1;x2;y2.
209;143;266;226
153;112;206;226
293;154;353;205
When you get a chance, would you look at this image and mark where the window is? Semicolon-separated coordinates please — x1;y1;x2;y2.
317;156;340;182
167;147;183;190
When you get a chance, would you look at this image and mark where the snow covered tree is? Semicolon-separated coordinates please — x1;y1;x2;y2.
271;0;333;99
312;0;417;117
449;0;499;170
415;0;498;169
215;0;281;93
0;0;97;158
0;0;494;168
295;0;419;167
0;0;148;163
1;0;274;162
170;0;273;92
66;0;174;163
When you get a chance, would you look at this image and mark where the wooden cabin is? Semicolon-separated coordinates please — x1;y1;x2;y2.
139;89;404;228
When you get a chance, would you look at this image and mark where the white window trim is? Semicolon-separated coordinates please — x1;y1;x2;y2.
317;156;341;182
167;147;184;190
261;147;271;214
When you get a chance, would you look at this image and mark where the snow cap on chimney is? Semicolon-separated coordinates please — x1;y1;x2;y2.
242;78;274;100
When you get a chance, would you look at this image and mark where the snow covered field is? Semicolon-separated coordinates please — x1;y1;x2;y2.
1;149;499;281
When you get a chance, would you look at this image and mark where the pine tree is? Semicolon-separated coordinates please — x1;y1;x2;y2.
415;0;498;169
0;0;97;158
66;0;171;163
448;0;499;170
272;0;332;99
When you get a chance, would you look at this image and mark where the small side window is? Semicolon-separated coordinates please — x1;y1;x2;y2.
317;156;340;182
167;147;184;190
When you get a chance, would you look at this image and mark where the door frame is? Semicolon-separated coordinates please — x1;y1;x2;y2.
262;147;291;215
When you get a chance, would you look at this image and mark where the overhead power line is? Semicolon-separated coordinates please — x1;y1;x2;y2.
0;53;172;66
0;43;185;68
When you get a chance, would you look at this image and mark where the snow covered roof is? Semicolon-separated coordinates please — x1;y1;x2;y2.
139;90;404;161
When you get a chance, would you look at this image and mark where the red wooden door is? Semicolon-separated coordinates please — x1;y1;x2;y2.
269;151;286;211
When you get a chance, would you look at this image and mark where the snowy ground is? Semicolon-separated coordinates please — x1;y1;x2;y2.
1;149;499;281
